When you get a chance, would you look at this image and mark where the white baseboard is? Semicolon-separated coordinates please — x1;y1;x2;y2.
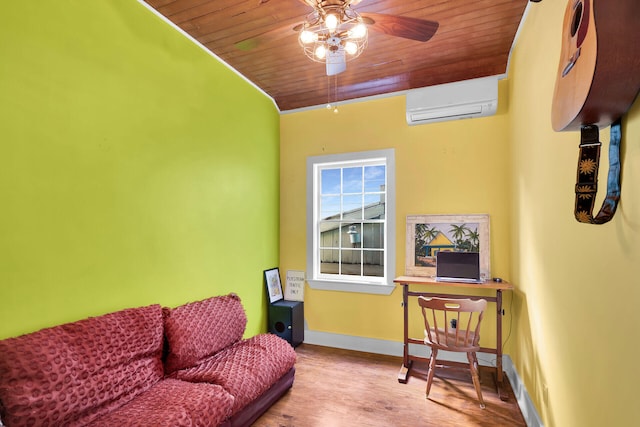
503;356;544;427
303;330;543;427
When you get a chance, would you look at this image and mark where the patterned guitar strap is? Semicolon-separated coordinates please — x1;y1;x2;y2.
574;119;622;224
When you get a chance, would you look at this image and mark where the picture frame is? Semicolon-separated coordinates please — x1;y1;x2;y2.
405;214;490;279
264;267;284;303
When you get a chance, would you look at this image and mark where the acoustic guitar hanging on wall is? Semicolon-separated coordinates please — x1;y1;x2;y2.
551;0;640;224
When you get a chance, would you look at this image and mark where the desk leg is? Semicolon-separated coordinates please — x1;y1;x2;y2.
398;283;412;383
495;290;509;401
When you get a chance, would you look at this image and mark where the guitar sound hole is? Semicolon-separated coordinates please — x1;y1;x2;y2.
571;2;583;37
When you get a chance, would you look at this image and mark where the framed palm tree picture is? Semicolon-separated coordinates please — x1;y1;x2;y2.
405;214;490;279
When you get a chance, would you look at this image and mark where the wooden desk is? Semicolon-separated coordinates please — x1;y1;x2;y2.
393;275;513;400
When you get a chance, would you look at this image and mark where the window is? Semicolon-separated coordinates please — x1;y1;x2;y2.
306;149;395;295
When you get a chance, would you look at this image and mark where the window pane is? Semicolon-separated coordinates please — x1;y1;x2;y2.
344;223;361;248
319;223;339;247
342;195;362;219
320;195;340;220
341;250;361;276
364;165;385;192
342;167;362;193
364;194;384;219
362;223;383;249
363;251;384;277
320;249;339;274
321;169;340;195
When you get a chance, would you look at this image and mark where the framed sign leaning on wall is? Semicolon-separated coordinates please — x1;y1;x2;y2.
405;214;490;279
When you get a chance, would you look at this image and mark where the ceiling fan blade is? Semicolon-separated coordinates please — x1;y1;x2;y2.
362;13;439;42
298;0;317;8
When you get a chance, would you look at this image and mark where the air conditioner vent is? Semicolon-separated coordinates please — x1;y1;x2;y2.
406;76;499;125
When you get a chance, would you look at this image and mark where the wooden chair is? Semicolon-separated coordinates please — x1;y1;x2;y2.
418;296;488;408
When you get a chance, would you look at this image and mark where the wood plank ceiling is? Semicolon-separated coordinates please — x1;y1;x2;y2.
144;0;530;112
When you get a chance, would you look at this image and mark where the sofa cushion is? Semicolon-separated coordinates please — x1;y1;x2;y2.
170;334;296;415
85;379;234;427
0;304;164;427
164;294;247;374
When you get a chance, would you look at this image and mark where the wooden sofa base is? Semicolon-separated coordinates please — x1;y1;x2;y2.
220;367;295;427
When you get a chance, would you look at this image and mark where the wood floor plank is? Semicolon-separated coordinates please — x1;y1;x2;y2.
253;344;526;427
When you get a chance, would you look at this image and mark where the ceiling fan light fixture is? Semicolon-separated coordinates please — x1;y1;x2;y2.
344;41;358;55
325;13;339;31
297;5;368;69
299;30;318;44
348;23;367;39
315;45;327;59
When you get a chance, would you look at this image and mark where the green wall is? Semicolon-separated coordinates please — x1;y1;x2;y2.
0;1;280;339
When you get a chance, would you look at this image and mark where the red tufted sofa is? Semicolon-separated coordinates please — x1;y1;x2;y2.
0;294;297;427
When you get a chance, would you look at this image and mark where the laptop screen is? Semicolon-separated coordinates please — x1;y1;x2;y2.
436;251;481;282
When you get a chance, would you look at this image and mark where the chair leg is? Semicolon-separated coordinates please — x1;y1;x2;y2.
426;348;438;398
467;352;486;409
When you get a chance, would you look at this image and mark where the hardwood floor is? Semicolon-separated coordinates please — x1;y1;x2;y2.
253;344;526;427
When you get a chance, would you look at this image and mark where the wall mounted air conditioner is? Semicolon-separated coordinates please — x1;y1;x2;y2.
406;75;499;126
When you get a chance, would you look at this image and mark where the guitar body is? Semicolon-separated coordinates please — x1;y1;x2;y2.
551;0;640;132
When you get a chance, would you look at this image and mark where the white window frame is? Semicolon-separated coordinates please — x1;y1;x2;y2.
306;149;395;295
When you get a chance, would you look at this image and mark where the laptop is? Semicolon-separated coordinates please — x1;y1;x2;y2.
435;251;483;283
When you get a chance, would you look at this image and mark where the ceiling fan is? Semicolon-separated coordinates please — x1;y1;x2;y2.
237;0;439;76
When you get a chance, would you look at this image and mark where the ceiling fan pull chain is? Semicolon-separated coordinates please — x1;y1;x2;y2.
326;74;339;113
326;75;332;109
333;74;339;114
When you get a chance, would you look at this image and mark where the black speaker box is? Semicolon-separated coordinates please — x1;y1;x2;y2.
268;300;304;347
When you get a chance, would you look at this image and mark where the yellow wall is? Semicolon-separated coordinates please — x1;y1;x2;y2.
282;3;640;426
509;3;640;426
0;1;280;340
280;87;512;346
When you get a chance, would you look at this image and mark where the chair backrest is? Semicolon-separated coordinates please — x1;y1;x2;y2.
418;296;487;352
